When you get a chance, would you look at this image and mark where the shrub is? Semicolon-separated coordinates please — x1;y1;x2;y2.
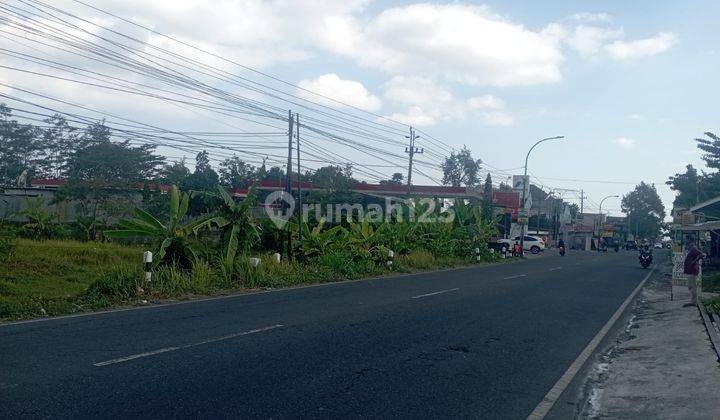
82;264;142;305
705;297;720;314
0;227;17;262
316;249;377;279
702;272;720;293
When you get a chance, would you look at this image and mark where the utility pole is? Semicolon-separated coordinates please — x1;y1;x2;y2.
285;110;294;259
405;127;423;197
579;189;585;220
296;113;302;244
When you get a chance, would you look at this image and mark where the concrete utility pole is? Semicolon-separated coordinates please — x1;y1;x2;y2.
285;110;294;259
580;189;584;220
296;113;302;244
405;127;423;197
520;136;564;257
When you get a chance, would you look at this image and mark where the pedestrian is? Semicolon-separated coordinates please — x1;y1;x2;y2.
683;237;703;307
513;241;521;257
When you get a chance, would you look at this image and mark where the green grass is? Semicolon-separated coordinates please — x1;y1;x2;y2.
704;296;720;314
702;271;720;293
0;239;501;321
0;239;141;319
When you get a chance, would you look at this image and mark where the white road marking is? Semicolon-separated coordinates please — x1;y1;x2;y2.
503;274;527;280
526;268;655;420
411;288;459;299
93;347;180;367
93;324;283;367
549;267;562;271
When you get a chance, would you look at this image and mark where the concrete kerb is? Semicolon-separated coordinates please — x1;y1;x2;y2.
698;301;720;362
527;267;656;420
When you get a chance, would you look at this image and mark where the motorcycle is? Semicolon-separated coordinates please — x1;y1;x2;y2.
559;245;566;256
639;252;652;269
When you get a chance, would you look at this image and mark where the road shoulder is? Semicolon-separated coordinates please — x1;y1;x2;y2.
555;263;720;419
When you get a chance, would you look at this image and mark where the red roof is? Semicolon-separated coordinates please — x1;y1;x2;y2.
493;191;520;208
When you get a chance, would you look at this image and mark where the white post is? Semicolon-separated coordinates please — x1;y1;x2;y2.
249;257;261;267
143;251;152;282
387;250;394;268
475;247;481;262
272;253;281;263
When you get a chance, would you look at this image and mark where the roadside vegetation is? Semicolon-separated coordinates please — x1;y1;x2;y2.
0;104;505;321
0;192;499;319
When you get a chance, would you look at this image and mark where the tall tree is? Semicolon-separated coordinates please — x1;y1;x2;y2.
59;124;164;237
696;132;720;170
0;104;41;185
621;182;666;239
219;156;256;189
442;146;482;187
38;114;79;179
160;159;191;186
482;173;494;221
181;150;220;191
379;172;404;185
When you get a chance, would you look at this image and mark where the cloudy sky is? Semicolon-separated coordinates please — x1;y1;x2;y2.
1;0;718;215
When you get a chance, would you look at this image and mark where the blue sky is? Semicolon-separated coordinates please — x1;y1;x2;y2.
2;0;718;216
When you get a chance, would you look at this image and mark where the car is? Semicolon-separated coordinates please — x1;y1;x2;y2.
625;240;637;250
497;235;546;254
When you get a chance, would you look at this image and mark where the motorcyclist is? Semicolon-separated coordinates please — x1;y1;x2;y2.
558;238;566;256
639;239;653;263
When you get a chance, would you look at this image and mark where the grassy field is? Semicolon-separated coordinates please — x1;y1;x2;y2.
0;239;503;321
0;239;141;319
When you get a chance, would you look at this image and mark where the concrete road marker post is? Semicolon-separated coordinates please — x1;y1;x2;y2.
143;251;152;282
249;257;261;267
387;250;394;269
272;253;281;263
475;247;482;262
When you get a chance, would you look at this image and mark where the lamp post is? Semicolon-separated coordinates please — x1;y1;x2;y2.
598;195;619;253
520;136;564;257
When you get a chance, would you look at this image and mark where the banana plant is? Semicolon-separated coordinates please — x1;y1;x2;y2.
211;185;261;266
296;217;347;258
105;186;210;268
346;218;389;260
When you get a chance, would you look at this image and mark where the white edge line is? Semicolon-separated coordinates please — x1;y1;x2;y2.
93;347;180;367
93;324;283;367
504;274;528;280
411;288;460;299
526;268;655;420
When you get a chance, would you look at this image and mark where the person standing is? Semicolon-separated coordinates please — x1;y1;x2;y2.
683;238;704;306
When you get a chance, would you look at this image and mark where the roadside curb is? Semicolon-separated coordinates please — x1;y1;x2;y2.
527;267;655;420
698;302;720;362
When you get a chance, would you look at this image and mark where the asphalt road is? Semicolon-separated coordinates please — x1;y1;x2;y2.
1;250;653;419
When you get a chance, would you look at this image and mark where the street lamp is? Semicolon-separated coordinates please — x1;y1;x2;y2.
597;195;619;252
520;136;564;257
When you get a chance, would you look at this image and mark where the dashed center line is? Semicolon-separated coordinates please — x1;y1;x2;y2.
503;274;527;280
549;267;562;271
411;288;460;299
93;324;283;367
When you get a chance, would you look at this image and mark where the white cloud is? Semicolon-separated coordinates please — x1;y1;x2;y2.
566;25;624;57
565;13;614;24
330;4;564;87
297;74;381;111
615;137;636;149
605;32;678;60
382;76;514;127
627;113;647;121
